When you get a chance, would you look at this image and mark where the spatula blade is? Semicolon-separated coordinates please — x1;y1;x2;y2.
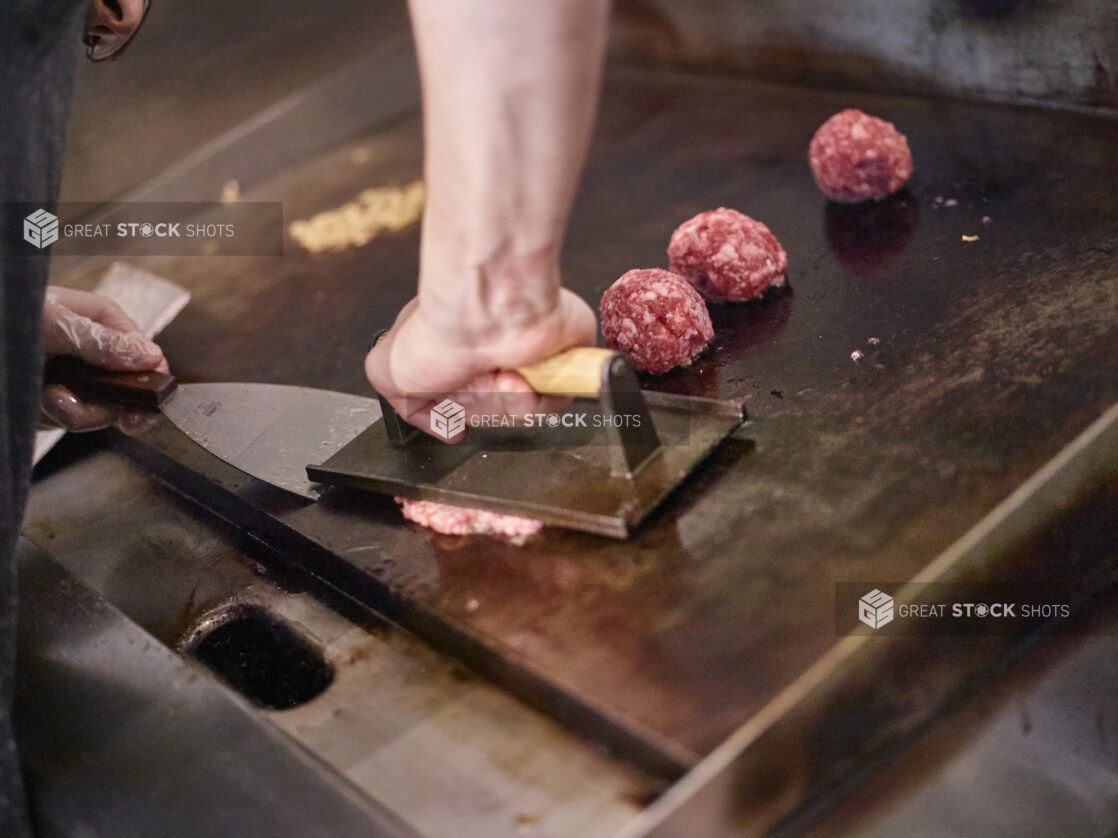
163;383;380;500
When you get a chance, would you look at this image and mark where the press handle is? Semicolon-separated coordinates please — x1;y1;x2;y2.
44;356;178;408
513;347;615;396
373;329;617;397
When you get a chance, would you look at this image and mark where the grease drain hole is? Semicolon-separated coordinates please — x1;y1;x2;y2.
187;606;333;710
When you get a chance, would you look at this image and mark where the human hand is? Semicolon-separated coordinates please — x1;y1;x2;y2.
364;289;596;438
40;286;168;432
380;0;608;436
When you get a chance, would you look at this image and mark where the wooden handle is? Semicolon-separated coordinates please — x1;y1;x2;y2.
514;347;614;396
374;330;617;396
44;356;177;408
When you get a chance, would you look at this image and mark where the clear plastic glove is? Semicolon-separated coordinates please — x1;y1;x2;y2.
40;286;168;432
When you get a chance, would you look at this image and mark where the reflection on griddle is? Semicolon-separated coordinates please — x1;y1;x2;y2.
824;189;921;273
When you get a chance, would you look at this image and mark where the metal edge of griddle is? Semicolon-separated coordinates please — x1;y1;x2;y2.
14;536;419;838
108;427;698;782
612;402;1118;838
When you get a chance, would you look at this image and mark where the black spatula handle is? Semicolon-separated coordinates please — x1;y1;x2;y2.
44;356;177;408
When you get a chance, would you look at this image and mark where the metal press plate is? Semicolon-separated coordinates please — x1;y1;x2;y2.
306;394;745;539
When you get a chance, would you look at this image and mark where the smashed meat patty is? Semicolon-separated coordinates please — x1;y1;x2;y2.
397;498;543;538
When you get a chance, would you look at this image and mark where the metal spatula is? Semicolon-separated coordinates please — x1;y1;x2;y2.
42;359;379;501
48;347;744;538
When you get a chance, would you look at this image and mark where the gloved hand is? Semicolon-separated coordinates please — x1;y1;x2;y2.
40;286;168;432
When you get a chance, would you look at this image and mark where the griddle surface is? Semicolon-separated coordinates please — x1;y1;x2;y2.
55;67;1118;764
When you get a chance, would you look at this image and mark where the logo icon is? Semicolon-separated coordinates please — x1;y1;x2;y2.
430;398;466;440
858;589;894;629
24;209;59;249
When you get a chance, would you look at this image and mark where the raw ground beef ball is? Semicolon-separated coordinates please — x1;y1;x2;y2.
667;208;788;302
599;268;714;373
808;109;913;203
397;498;543;539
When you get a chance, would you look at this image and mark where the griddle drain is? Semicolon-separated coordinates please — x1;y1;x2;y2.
186;605;333;710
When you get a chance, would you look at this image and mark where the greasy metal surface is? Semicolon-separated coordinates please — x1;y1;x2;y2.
22;452;661;838
111;424;699;779
624;402;1118;836
53;64;1118;779
611;0;1118;113
805;612;1118;837
308;391;743;539
14;538;415;838
59;0;416;204
161;383;381;499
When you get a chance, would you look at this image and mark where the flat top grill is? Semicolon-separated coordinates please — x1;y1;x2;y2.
48;64;1118;774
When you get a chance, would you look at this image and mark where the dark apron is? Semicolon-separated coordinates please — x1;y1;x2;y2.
0;2;83;834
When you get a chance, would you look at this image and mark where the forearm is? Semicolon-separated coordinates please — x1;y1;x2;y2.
408;0;610;342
